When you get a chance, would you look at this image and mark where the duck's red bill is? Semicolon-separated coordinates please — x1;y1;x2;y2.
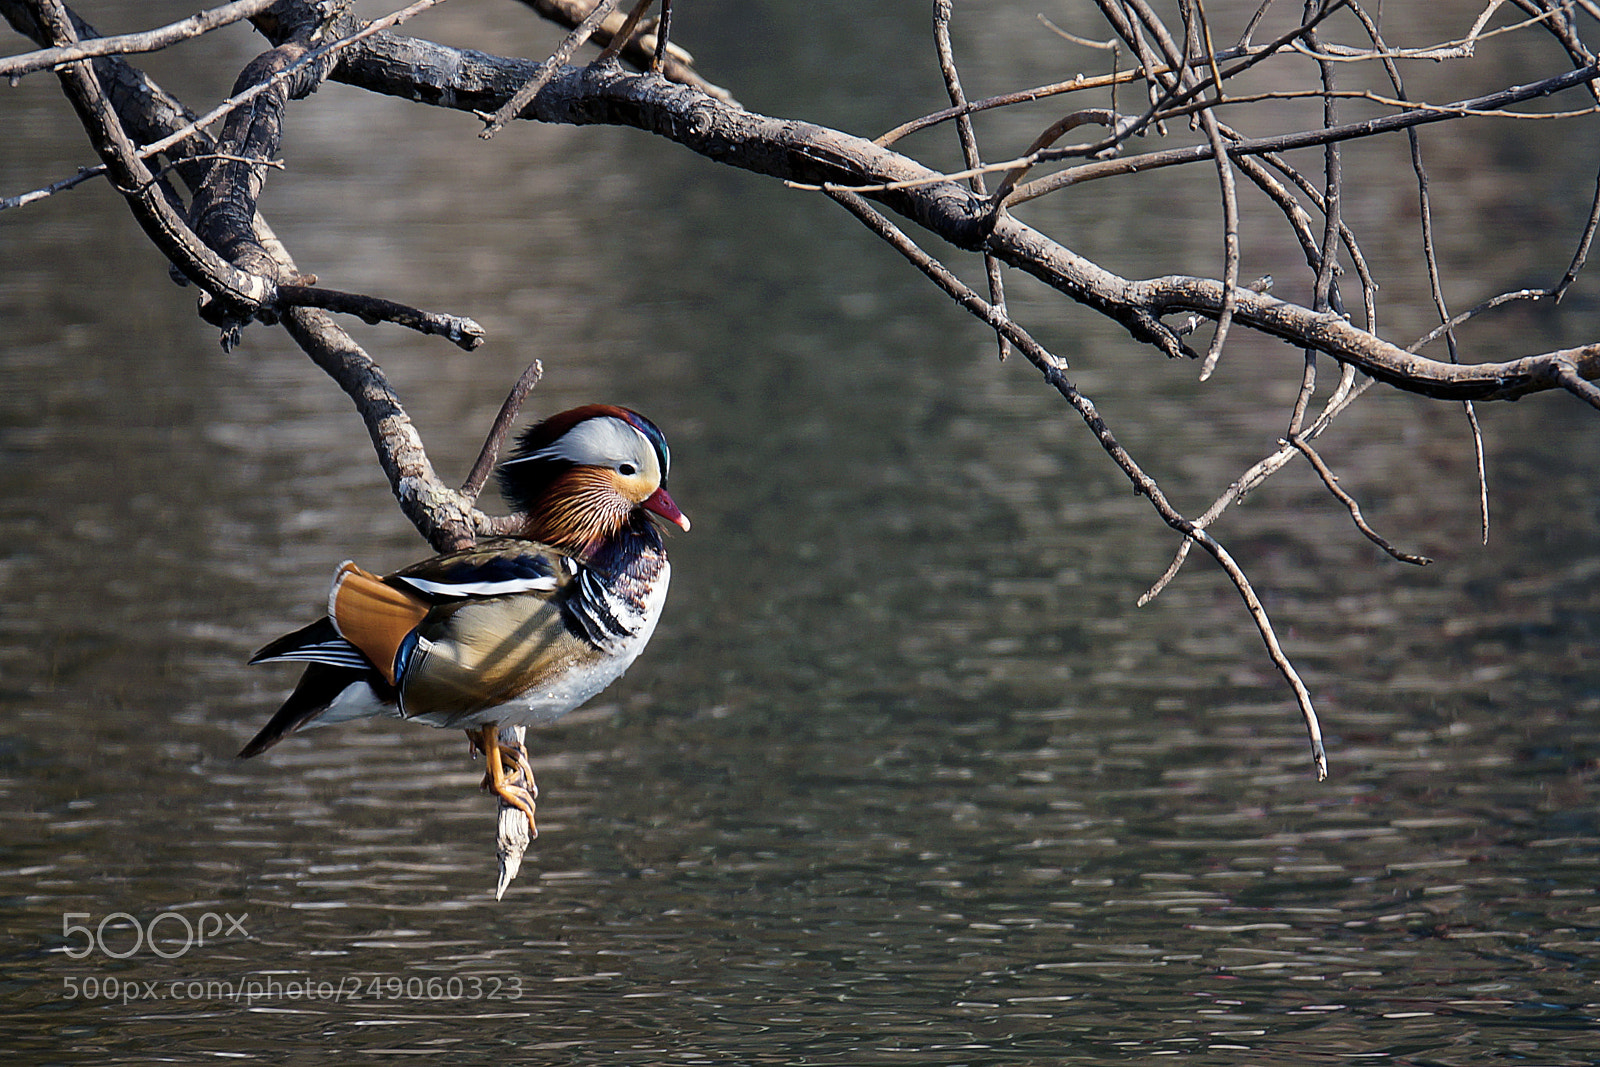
643;487;690;531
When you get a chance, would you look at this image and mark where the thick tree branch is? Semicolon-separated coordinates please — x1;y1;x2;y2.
33;0;276;324
186;34;325;284
4;0;510;555
322;35;1600;405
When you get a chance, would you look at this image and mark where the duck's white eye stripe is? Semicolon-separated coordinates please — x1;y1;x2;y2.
396;575;558;598
528;416;659;479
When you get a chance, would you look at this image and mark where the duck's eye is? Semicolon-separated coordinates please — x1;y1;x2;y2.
618;463;637;476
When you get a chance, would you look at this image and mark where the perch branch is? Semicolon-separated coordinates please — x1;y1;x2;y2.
280;308;490;553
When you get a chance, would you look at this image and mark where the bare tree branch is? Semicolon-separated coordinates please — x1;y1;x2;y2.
509;0;731;101
313;36;1600;404
1288;436;1433;566
1012;62;1600;198
34;0;277;324
481;0;618;138
277;284;486;350
826;187;1327;779
0;0;278;79
3;0;510;554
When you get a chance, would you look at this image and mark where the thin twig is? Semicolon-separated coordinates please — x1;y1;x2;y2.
1289;437;1433;564
507;0;730;101
1406;289;1547;353
933;0;1010;360
1196;93;1241;373
826;187;1326;779
785;154;1036;194
1237;0;1280;49
593;0;652;64
480;0;618;137
649;0;672;73
991;109;1123;204
0;163;103;211
1007;60;1600;202
1352;0;1492;545
1549;353;1600;410
1553;162;1600;302
0;0;280;78
1287;2;1568;63
277;284;486;349
1282;0;1342;430
460;361;545;500
1141;365;1376;606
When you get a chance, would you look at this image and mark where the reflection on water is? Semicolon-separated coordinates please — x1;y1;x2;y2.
2;1;1597;1062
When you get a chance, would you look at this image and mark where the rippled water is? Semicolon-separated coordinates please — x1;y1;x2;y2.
2;1;1598;1062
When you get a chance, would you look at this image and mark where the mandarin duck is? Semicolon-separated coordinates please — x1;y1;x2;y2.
239;405;689;834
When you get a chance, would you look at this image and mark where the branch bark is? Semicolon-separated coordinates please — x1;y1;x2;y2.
33;0;277;325
0;0;279;78
322;32;1600;405
2;0;511;552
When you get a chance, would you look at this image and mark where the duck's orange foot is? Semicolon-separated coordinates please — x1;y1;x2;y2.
472;725;538;836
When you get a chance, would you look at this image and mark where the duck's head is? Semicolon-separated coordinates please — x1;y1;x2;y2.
498;405;690;553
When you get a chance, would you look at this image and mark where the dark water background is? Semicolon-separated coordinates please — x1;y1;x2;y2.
1;1;1597;1062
